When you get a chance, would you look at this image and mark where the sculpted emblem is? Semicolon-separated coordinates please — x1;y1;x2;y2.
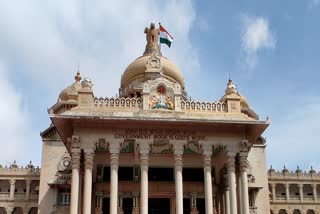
144;23;160;49
149;86;174;110
57;152;71;174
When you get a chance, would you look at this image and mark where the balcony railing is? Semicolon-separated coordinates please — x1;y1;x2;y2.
0;192;9;200
0;192;38;201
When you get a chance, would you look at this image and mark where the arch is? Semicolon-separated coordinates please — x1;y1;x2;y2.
307;210;315;214
13;207;23;214
279;209;288;214
29;207;38;214
293;209;301;214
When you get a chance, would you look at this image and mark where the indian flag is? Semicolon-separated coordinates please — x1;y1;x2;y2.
159;24;173;47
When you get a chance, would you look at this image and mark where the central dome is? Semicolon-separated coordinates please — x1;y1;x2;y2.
119;23;185;98
121;55;184;88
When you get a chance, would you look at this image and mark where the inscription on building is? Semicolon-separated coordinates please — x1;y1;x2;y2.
113;128;206;141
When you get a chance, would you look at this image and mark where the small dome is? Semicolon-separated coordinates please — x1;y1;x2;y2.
219;79;249;108
121;55;185;89
58;72;82;101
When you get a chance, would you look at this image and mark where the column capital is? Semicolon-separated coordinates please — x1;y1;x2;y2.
285;183;290;189
172;141;186;155
84;148;95;170
201;144;213;156
70;135;80;148
298;183;303;189
26;179;32;185
9;179;16;185
226;153;236;171
239;152;249;172
240;140;251;152
137;141;151;155
71;147;81;169
109;141;122;154
270;183;276;188
312;183;318;189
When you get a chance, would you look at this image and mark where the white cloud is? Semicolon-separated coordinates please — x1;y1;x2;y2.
241;15;276;68
0;1;199;97
0;1;199;165
266;96;320;171
0;60;40;166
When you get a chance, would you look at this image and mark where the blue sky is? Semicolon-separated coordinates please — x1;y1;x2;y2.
0;0;319;171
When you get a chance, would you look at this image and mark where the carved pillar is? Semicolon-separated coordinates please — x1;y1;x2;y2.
239;152;249;214
95;195;103;214
70;142;81;214
190;193;199;214
83;147;95;214
132;192;140;214
25;179;32;201
173;142;185;214
138;142;150;214
313;184;318;202
109;141;121;214
298;184;303;201
9;179;16;200
118;193;124;214
202;144;213;214
285;183;290;201
271;184;276;201
226;152;237;214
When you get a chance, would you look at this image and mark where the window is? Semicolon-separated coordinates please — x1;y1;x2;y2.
183;168;204;182
58;192;71;206
119;167;134;181
149;168;174;181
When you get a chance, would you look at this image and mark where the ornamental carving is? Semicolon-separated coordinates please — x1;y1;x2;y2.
149;85;174;110
57;152;71;174
146;53;161;70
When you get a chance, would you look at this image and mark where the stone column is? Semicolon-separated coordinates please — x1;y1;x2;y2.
25;179;32;200
225;187;230;214
226;152;237;214
312;184;317;202
298;184;303;201
6;207;13;214
271;184;276;201
83;147;95;214
285;183;290;201
70;146;81;214
138;142;150;214
109;141;121;214
239;152;249;214
9;179;16;200
173;143;185;214
202;144;213;214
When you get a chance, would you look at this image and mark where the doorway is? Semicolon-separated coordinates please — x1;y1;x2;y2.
149;198;170;214
102;197;110;214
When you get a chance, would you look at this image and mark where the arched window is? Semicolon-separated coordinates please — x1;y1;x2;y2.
307;210;315;214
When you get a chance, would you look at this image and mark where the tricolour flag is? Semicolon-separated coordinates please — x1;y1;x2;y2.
159;24;173;48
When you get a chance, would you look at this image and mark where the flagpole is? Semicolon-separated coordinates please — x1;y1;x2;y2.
159;22;161;52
